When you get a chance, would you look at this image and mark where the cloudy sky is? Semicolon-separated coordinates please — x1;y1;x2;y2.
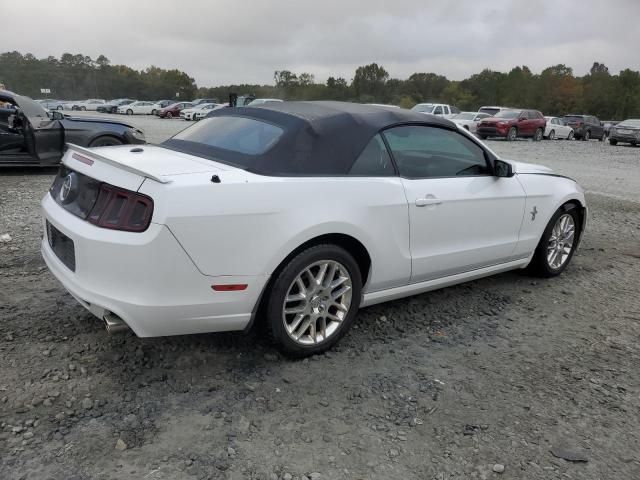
3;0;639;86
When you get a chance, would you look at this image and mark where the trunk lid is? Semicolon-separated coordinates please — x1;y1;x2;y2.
62;143;232;190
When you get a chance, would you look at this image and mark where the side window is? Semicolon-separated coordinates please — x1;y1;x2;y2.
433;106;443;115
451;106;461;114
349;134;394;177
382;125;490;179
527;111;536;119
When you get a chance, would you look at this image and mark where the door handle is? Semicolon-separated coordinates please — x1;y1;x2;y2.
415;196;442;207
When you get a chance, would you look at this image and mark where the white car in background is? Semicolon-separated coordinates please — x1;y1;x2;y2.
411;103;460;118
68;99;106;111
41;102;586;357
544;116;574;140
451;112;491;133
180;103;225;121
117;101;159;115
246;98;284;106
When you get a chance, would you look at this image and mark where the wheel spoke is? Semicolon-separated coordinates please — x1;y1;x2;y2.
315;262;329;287
293;317;313;340
331;284;351;300
285;292;306;303
284;305;306;315
287;313;305;333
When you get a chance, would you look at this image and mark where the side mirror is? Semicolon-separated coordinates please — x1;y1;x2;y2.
51;110;64;120
494;159;514;178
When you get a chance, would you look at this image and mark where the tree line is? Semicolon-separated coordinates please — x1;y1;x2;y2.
2;51;640;119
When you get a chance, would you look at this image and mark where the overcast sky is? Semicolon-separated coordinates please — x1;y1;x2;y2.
2;0;639;86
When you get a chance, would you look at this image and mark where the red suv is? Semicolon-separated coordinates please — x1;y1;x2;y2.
477;109;546;141
157;102;193;119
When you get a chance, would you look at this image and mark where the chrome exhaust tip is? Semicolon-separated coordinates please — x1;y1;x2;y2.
103;312;130;335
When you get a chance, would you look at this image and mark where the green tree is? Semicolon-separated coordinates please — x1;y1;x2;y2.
351;63;389;101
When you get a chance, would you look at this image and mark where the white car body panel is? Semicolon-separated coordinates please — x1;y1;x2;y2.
42;132;586;339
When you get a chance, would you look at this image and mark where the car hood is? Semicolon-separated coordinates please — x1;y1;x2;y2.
507;160;553;174
616;124;640;130
480;117;513;124
61;115;135;129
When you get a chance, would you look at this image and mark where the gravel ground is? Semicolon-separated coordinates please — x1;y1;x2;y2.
1;114;639;480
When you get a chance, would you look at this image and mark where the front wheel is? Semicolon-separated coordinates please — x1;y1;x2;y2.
166;112;173;119
89;136;123;147
151;109;157;115
533;128;543;141
609;138;618;146
528;205;580;277
568;131;574;140
507;127;517;141
126;109;133;115
583;130;590;141
548;130;555;140
266;244;362;357
80;106;86;111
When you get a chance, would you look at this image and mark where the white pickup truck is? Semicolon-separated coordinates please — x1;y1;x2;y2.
410;103;460;118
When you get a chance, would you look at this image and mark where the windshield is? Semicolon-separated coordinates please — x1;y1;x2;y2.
478;107;500;116
618;119;640;127
14;94;48;118
411;104;435;113
452;113;475;120
168;115;283;156
494;110;521;119
564;116;584;122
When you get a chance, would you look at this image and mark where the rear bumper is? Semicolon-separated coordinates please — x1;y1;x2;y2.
41;193;268;337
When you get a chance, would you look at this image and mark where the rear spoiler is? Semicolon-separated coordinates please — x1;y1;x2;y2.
65;143;171;184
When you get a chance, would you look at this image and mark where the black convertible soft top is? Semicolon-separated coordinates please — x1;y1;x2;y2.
163;101;456;176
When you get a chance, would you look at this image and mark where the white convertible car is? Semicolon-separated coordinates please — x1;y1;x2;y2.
180;103;225;121
42;102;587;356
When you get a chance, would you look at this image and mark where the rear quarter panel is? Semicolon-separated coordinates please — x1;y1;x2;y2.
140;173;412;292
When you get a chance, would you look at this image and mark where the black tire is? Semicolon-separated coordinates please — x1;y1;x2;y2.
80;106;86;111
527;204;580;278
166;112;173;119
89;136;123;148
265;244;362;357
548;130;555;140
609;139;618;146
151;109;157;115
582;130;590;141
126;109;133;115
507;127;517;141
479;135;487;140
568;131;574;140
533;128;543;141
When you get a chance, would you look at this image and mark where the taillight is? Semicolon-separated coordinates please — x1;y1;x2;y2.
87;183;153;232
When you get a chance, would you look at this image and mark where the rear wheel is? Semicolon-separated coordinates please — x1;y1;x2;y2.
507;127;517;141
126;109;133;115
80;106;86;111
151;109;157;115
166;112;173;119
548;130;556;140
583;130;591;141
266;244;362;357
528;205;580;277
599;131;606;141
533;128;543;141
568;131;574;140
609;138;618;146
89;136;123;148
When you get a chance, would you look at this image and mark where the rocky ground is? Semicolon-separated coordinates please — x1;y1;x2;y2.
1;116;639;480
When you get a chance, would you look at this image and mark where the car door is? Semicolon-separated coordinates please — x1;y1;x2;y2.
382;125;526;282
591;116;603;138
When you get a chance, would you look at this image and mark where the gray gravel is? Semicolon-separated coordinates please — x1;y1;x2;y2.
1;115;639;479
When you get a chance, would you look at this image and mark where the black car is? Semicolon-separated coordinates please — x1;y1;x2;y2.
563;114;605;141
0;91;145;167
97;99;135;114
608;119;640;146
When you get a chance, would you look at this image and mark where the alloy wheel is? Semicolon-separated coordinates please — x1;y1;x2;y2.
549;130;555;140
546;214;575;270
282;260;353;346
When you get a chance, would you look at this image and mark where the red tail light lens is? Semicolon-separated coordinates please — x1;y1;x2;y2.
87;183;153;232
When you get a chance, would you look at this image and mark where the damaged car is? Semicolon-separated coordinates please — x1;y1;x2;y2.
0;90;145;166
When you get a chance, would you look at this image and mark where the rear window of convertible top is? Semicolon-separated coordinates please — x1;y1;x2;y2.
169;116;284;156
